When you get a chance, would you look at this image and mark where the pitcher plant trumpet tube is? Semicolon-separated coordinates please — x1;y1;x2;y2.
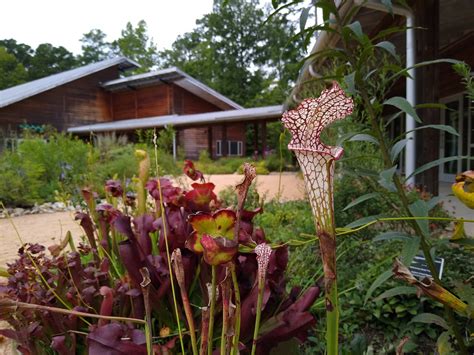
282;82;353;355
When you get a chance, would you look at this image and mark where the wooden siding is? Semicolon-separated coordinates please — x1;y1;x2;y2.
172;86;221;114
207;123;246;158
110;84;170;120
0;67;119;132
178;127;210;160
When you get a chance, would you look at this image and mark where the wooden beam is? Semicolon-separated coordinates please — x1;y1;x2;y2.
222;124;228;157
254;122;259;156
415;0;440;194
261;121;267;158
208;126;213;159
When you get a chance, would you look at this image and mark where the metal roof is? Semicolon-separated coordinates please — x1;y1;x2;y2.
0;57;139;108
68;105;283;134
102;67;243;110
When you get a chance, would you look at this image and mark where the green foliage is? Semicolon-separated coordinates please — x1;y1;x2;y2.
0;46;28;89
28;43;78;80
111;20;158;73
195;151;247;174
0;130;180;207
79;29;111;64
159;0;304;107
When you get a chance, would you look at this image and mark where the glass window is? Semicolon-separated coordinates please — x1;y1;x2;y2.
228;140;243;156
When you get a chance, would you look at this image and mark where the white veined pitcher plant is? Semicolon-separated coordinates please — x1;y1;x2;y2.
282;82;353;355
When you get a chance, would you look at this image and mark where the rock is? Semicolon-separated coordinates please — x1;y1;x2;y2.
13;208;24;216
52;202;66;210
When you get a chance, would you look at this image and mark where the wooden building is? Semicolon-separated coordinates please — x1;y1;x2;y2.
292;0;474;194
0;58;281;159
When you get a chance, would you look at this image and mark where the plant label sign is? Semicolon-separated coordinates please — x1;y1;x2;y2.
409;255;445;279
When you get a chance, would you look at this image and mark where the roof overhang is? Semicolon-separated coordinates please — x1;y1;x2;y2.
102;67;243;110
0;57;139;108
68;105;283;134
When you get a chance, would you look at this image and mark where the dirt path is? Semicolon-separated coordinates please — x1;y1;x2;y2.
0;173;305;267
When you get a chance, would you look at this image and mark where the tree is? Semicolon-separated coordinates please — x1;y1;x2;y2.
0;39;34;70
0;46;28;89
159;0;304;107
112;20;158;73
28;43;78;80
79;29;112;65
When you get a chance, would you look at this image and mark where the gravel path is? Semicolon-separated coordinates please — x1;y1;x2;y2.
0;173;305;267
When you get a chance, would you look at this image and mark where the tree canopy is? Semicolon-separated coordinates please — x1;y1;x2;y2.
0;47;28;90
79;21;159;73
159;0;304;107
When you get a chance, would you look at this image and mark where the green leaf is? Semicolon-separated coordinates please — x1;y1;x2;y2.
390;139;407;162
349;133;379;145
299;6;311;32
427;196;444;211
405;156;473;181
381;0;393;14
389;58;461;82
383;97;421;123
437;331;455;354
374;286;416;302
347;21;363;40
343;192;379;211
401;124;459;137
375;41;397;59
344;71;357;95
373;231;411;242
365;269;393;304
345;214;382;229
401;236;420;265
410;313;449;330
378;165;397;192
408;200;429;235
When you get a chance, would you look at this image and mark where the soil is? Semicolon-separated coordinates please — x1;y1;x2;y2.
0;173;305;267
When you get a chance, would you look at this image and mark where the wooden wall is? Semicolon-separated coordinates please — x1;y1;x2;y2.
177;123;246;160
0;67;119;133
172;86;221;114
110;85;170;120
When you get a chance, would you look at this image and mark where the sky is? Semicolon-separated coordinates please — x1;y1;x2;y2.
0;0;214;54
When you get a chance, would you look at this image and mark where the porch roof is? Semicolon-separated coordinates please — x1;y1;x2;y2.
67;105;283;134
102;67;243;110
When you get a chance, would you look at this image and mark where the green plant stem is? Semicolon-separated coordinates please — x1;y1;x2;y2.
0;299;146;324
208;265;217;355
230;264;241;355
152;133;186;354
326;280;339;355
360;90;469;354
220;281;230;355
251;275;266;355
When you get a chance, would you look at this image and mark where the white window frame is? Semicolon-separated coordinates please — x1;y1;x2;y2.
216;140;222;156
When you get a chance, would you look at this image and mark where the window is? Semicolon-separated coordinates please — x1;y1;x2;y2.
228;140;243;156
216;140;222;156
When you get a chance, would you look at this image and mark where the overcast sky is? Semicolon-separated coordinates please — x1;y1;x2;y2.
0;0;214;54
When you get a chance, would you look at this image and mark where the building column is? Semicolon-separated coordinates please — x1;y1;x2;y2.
261;121;267;158
415;0;439;195
208;126;213;159
253;122;259;157
222;124;228;157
